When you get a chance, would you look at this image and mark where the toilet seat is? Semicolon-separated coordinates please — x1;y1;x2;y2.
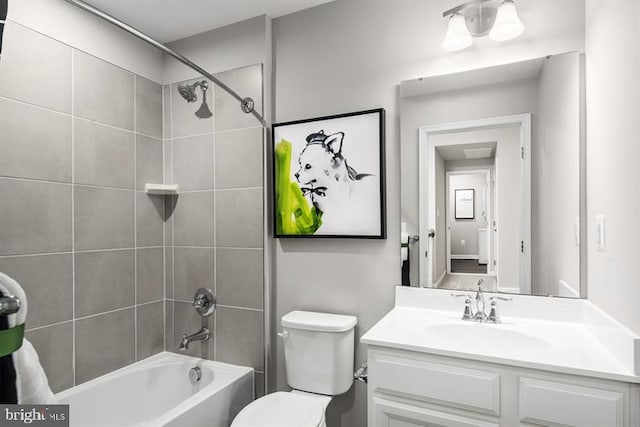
231;391;324;427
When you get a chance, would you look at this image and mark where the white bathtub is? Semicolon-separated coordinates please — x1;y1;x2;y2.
56;352;254;427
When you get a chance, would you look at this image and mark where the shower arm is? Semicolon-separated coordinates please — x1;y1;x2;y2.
64;0;266;127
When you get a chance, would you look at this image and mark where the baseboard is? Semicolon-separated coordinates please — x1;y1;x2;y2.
435;270;446;286
450;254;479;260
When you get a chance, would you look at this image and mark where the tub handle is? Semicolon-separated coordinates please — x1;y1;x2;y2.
277;330;289;339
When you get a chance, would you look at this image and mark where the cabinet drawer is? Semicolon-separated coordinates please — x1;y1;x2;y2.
373;396;499;427
519;377;624;427
372;352;500;416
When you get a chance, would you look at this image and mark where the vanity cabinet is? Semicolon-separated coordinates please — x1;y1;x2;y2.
367;347;640;427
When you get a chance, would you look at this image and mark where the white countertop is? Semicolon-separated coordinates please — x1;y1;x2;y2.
361;287;640;384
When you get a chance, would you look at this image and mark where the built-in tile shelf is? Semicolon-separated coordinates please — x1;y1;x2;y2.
144;183;180;195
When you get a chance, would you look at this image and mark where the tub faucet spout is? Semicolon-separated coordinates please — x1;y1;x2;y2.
179;327;210;350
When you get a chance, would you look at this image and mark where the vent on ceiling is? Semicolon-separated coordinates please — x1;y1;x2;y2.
463;147;493;159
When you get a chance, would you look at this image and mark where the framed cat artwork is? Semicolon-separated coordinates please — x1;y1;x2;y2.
272;108;386;239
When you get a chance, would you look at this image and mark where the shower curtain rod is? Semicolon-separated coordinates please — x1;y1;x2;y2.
64;0;266;127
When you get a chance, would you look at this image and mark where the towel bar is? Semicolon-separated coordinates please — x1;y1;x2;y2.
0;296;20;316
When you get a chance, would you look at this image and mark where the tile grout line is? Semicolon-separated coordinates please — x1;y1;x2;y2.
70;48;77;388
24;296;165;334
71;299;165;324
170;84;176;353
169;125;263;140
133;77;138;363
0;95;161;141
171;299;263;313
212;88;217;361
180;186;263;193
0;175;151;192
162;84;166;353
0;247;163;259
25;319;74;333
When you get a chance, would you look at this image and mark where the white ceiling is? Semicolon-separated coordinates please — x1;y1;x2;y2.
82;0;336;43
436;142;497;161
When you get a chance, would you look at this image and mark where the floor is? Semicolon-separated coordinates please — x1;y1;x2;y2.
451;259;488;274
438;273;497;292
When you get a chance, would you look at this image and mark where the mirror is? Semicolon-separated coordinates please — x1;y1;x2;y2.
400;52;585;298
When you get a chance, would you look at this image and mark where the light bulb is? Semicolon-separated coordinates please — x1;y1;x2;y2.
489;0;524;41
442;13;473;51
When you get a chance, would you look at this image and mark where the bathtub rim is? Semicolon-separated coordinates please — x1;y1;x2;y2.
56;351;255;424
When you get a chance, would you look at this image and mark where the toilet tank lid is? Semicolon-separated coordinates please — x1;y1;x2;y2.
282;311;357;332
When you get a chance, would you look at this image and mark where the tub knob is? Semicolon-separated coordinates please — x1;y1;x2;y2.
192;288;216;317
189;366;202;383
277;330;289;339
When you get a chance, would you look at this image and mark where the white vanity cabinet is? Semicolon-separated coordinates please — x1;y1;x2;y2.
367;346;640;427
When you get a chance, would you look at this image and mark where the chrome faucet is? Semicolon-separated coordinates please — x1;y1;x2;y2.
473;280;487;322
452;279;511;323
178;327;210;350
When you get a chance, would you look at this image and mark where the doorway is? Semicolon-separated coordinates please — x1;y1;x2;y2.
419;114;531;294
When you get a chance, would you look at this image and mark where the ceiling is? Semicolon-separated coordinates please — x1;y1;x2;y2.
82;0;336;43
436;142;497;162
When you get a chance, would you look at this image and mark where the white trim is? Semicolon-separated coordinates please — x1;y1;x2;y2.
558;279;580;298
451;254;480;260
418;113;531;292
445;168;492;275
434;270;447;287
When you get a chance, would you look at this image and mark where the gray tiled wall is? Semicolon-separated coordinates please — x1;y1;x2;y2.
164;65;265;397
0;22;165;392
0;19;265;397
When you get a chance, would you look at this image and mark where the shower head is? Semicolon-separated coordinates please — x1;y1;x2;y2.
177;80;212;119
177;83;198;103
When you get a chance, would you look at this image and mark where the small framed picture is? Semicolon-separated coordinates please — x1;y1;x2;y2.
272;108;386;238
455;189;475;219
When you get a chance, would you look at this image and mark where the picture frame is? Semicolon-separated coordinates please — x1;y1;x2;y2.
272;108;386;238
455;189;475;219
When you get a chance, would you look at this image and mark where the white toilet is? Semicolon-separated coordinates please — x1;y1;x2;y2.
231;310;358;427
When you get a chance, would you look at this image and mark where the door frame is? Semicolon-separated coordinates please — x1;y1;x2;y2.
418;113;531;293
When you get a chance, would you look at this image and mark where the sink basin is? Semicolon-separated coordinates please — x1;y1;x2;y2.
423;323;549;355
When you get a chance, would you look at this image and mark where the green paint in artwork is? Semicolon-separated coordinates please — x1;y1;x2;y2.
275;139;322;235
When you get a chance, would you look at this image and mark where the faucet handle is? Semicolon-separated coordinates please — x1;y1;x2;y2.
451;292;472;299
487;296;511;323
451;293;474;321
489;296;513;302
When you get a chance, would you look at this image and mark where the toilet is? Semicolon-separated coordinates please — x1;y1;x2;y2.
231;310;358;427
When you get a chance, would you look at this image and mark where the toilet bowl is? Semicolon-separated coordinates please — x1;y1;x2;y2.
231;311;357;427
231;391;331;427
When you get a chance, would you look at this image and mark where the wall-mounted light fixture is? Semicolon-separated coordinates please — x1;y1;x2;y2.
442;0;524;51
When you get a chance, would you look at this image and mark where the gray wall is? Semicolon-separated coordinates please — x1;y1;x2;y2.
534;53;581;297
0;21;164;391
273;1;584;425
8;0;163;82
586;0;640;335
162;64;266;397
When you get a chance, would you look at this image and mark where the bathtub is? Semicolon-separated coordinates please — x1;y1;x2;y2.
56;352;254;427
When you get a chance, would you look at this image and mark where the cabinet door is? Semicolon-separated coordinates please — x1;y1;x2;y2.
372;397;499;427
519;378;625;427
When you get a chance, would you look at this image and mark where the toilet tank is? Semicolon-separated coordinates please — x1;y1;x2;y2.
281;311;357;395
